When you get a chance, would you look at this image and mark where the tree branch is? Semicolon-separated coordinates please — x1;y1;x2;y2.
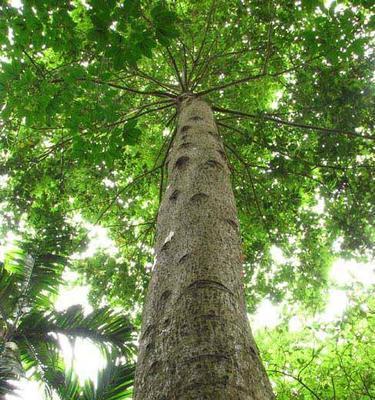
23;50;45;76
223;141;271;237
213;105;374;140
133;68;179;94
188;0;216;84
106;102;175;129
165;46;185;91
191;35;219;91
196;57;322;96
268;369;322;400
94;166;162;226
218;121;375;170
219;121;327;187
51;77;175;98
262;5;273;75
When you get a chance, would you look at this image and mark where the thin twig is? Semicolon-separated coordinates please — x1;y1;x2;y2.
153;111;177;168
217;120;374;170
106;102;175;129
268;369;322;400
182;42;189;90
223;141;271;238
23;50;45;76
158;127;177;206
262;3;273;74
133;67;179;94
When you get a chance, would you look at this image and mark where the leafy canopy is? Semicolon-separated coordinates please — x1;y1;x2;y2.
1;0;374;314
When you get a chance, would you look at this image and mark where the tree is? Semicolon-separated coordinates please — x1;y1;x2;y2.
0;241;136;400
0;0;374;398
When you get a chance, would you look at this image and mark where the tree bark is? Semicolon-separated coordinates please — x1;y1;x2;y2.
134;96;274;400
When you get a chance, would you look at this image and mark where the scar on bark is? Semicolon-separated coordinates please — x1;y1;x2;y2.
148;360;160;375
208;130;219;139
249;346;258;358
178;142;193;150
203;159;223;170
169;189;180;202
161;240;171;251
141;324;155;340
190;192;209;204
217;149;227;162
174;156;189;170
226;218;238;230
158;290;172;312
178;253;190;264
189;115;203;121
146;341;154;352
183;353;230;364
185;279;233;295
180;125;191;133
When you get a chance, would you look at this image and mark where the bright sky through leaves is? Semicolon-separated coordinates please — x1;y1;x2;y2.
1;0;374;397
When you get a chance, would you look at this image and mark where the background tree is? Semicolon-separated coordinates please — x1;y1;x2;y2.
0;0;374;398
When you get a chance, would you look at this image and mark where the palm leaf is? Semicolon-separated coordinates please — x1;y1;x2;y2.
48;361;135;400
16;306;136;358
93;362;135;400
0;341;24;397
0;244;66;322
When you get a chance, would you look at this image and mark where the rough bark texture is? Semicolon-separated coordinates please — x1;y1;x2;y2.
134;97;274;400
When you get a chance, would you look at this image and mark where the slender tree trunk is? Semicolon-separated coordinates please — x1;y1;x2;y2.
134;96;274;399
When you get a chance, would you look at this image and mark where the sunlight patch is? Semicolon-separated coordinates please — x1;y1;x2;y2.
269;89;283;110
270;245;287;264
55;280;93;314
5;378;43;400
329;259;375;287
250;299;282;330
9;0;23;9
58;335;107;386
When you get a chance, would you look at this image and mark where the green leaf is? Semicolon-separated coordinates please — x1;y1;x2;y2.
122;120;142;145
301;0;324;13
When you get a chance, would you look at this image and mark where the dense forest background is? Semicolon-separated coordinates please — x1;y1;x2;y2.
0;0;374;398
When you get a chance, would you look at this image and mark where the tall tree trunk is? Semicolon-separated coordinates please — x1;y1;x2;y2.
134;96;274;399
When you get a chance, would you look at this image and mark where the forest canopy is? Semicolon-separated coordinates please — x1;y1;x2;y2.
0;0;374;398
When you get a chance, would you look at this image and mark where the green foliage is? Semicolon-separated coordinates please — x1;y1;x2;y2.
0;243;136;399
1;0;373;314
257;291;375;399
0;0;374;396
48;361;135;400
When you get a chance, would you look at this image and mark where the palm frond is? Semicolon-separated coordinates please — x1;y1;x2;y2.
93;362;135;400
0;243;136;400
0;341;24;396
49;361;135;400
16;306;136;357
0;244;66;323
